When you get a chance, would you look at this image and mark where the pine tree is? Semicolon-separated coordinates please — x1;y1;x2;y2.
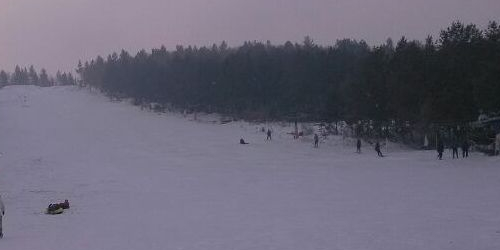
20;67;29;85
0;70;8;87
39;68;50;87
11;65;23;85
28;65;39;85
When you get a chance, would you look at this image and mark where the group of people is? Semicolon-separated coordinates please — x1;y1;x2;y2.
243;129;389;158
356;139;384;157
437;139;470;160
314;134;383;157
241;128;273;144
242;128;322;148
244;128;475;161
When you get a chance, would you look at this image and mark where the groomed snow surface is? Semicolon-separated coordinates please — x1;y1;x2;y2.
0;86;499;250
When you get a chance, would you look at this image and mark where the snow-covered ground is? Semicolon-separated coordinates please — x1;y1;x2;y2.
0;86;499;250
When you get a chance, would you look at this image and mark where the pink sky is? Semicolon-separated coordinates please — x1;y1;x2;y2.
0;0;499;73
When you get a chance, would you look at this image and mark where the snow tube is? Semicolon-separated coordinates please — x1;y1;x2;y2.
46;207;64;215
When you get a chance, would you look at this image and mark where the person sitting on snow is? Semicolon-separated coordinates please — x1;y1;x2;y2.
240;138;249;144
59;199;70;209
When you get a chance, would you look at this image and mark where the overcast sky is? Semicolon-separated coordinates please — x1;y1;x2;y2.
1;0;499;73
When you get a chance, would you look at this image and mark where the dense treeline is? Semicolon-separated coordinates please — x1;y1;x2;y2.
78;21;500;129
0;65;76;88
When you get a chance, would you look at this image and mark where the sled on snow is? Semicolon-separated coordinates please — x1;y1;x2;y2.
45;200;70;215
46;206;64;215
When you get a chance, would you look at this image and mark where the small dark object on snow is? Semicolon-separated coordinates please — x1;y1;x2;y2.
240;138;249;144
46;200;70;215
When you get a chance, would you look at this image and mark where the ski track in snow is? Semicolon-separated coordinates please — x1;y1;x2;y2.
0;85;500;250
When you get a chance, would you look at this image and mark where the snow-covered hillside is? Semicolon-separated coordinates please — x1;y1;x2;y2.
0;86;499;250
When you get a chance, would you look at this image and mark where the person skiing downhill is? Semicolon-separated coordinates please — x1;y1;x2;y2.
375;141;384;157
0;195;5;238
356;139;362;153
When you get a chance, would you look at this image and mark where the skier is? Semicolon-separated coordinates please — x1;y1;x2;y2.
314;134;319;148
461;139;469;158
451;140;459;159
356;138;362;153
437;139;444;160
266;129;272;140
375;141;384;157
0;195;5;238
240;138;249;145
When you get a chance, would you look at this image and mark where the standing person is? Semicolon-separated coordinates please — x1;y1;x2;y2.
294;120;298;139
461;139;470;158
375;141;384;157
356;138;362;153
266;129;272;140
437;139;444;160
0;195;5;238
451;140;459;159
314;134;319;148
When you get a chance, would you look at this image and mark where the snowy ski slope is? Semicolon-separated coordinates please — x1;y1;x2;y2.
0;86;499;250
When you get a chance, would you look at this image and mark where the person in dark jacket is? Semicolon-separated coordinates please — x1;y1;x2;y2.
58;200;70;209
461;139;470;158
437;140;444;160
266;129;272;140
240;138;249;145
375;141;384;157
451;140;459;159
356;139;362;153
314;134;319;148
